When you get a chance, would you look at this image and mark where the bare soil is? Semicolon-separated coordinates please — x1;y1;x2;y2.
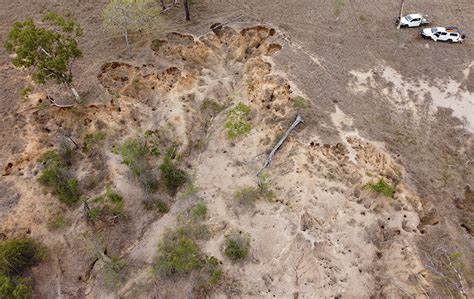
0;0;473;298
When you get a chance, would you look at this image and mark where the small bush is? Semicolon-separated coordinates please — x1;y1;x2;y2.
119;139;148;175
119;139;158;193
223;232;250;262
224;102;252;140
293;96;306;109
37;150;80;205
0;239;46;276
201;99;225;114
235;186;260;208
0;275;32;299
365;178;395;198
204;256;223;286
89;187;125;221
82;131;106;153
47;214;69;231
144;198;169;213
258;172;275;200
144;130;161;156
20;86;32;101
154;227;219;288
103;256;126;290
160;156;187;194
190;201;207;221
155;233;201;277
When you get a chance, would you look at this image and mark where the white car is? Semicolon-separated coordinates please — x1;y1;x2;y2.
422;27;466;43
399;13;429;28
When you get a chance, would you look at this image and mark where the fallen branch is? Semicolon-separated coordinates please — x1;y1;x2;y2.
49;98;74;108
256;114;303;177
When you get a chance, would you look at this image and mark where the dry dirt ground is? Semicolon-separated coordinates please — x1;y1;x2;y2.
0;0;473;298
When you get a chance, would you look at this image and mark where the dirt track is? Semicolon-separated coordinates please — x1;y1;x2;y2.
0;0;473;298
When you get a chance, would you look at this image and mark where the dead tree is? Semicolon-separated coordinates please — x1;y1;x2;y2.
397;0;405;29
183;0;190;21
257;114;304;177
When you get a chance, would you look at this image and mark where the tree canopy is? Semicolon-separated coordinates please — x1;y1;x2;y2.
103;0;161;56
4;12;82;85
4;12;83;101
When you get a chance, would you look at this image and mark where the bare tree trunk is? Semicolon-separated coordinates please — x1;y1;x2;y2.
397;0;405;29
183;0;190;21
123;30;131;56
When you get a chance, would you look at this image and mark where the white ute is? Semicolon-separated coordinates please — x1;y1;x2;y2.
399;13;429;28
422;27;466;43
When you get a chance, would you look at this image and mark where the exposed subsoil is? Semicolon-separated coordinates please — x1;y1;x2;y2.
0;0;473;298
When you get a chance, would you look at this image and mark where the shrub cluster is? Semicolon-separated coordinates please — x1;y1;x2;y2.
38;150;80;205
0;238;47;298
160;155;188;195
119;138;158;193
223;231;250;261
88;186;125;221
154;202;221;290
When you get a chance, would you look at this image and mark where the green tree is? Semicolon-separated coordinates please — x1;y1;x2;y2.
103;0;161;56
4;12;83;103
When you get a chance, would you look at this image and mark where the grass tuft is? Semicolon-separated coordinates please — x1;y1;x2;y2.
224;102;252;140
365;178;395;198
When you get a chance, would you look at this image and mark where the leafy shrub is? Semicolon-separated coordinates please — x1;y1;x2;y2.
0;275;32;299
0;239;46;276
224;232;250;261
204;256;222;286
82;131;106;153
190;201;207;221
155;233;201;277
201;99;225;114
119;139;158;193
37;150;80;205
293;96;306;109
47;214;69;231
103;256;126;290
258;172;275;200
119;139;148;174
365;178;395;198
89;187;125;221
195;256;223;294
143;198;169;213
224;102;251;140
143;130;161;156
160;156;187;194
20;86;31;101
235;186;260;208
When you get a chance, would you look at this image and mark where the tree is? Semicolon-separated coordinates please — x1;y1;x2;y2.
4;12;83;103
103;0;161;56
183;0;190;21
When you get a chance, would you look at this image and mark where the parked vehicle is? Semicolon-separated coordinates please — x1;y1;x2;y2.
421;27;466;43
399;13;429;28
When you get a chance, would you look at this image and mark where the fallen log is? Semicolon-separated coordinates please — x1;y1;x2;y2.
256;114;303;177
